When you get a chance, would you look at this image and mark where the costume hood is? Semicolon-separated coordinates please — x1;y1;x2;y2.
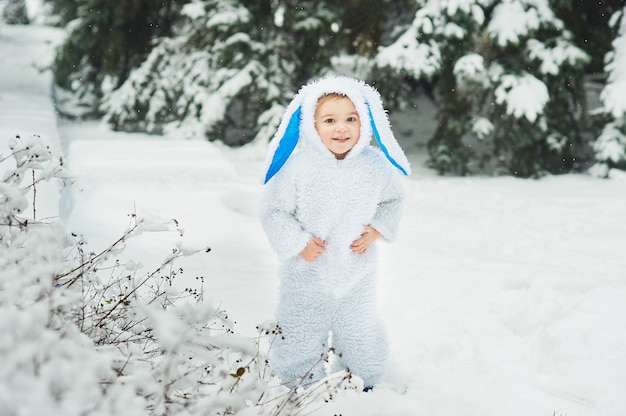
263;75;411;184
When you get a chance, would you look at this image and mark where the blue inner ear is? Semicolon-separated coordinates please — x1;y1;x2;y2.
264;106;302;184
367;104;408;176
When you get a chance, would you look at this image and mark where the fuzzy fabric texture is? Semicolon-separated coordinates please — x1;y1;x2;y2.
263;76;411;183
259;75;408;388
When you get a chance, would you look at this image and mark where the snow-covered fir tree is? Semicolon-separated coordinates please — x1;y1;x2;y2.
376;0;589;177
101;0;344;145
51;0;185;114
591;7;626;177
2;0;30;24
42;0;79;25
51;0;386;146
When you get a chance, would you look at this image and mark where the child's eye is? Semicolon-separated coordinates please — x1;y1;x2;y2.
347;116;358;122
324;118;335;124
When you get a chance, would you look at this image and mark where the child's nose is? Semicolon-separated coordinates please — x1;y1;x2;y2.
336;122;348;131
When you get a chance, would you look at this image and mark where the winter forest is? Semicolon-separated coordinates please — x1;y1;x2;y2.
1;0;626;415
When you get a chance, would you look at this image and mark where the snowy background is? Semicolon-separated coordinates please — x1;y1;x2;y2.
2;15;626;416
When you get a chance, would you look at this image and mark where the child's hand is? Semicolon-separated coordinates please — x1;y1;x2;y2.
299;237;327;262
350;226;381;254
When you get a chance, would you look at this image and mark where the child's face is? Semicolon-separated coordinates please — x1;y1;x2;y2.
314;95;361;160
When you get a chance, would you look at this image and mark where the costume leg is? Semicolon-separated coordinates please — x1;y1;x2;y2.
271;265;331;388
331;272;389;387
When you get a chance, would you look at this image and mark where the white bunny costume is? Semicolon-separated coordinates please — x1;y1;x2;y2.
259;76;410;388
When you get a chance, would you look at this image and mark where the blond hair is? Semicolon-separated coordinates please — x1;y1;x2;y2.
316;93;348;107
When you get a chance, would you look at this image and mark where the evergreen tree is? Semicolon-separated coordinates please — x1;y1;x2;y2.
101;0;348;145
550;0;624;74
2;0;30;24
51;0;399;145
339;0;385;56
592;7;626;176
43;0;80;25
376;0;589;177
51;0;186;113
268;0;344;86
367;0;422;109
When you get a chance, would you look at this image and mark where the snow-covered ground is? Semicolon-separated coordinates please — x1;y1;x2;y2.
2;21;626;416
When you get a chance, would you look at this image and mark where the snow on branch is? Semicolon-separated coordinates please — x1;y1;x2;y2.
494;73;549;123
602;10;626;119
487;0;560;47
591;8;626;177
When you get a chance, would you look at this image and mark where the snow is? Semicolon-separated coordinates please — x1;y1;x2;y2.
441;0;475;15
527;38;590;76
443;21;465;38
471;117;493;139
593;122;626;167
494;73;549;123
591;8;626;174
376;25;441;79
181;1;206;20
454;53;486;82
602;11;626;118
0;21;63;221
2;20;626;416
488;0;540;46
206;5;250;28
486;0;562;47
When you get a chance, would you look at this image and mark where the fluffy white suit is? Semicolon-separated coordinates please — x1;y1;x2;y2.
259;76;410;388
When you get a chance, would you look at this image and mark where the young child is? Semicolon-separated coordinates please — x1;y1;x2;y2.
259;75;410;390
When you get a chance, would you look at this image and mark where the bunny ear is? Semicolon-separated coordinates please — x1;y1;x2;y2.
364;84;412;175
263;105;302;184
367;103;411;176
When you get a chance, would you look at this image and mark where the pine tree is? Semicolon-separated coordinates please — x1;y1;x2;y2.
51;0;186;113
2;0;30;24
49;0;410;146
101;0;347;145
376;0;589;177
550;0;623;74
43;0;80;25
591;7;626;177
102;0;274;143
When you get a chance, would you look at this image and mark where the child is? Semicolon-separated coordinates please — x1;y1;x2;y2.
259;75;410;390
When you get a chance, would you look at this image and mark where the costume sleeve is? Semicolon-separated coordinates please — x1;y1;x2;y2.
370;170;405;242
258;173;312;262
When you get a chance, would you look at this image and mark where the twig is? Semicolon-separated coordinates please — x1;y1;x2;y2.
0;148;27;164
32;169;36;220
95;251;182;328
56;222;140;284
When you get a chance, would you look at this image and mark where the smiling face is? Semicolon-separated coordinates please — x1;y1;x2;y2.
314;94;361;160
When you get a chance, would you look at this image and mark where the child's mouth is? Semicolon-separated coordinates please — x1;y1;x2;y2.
333;137;350;142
